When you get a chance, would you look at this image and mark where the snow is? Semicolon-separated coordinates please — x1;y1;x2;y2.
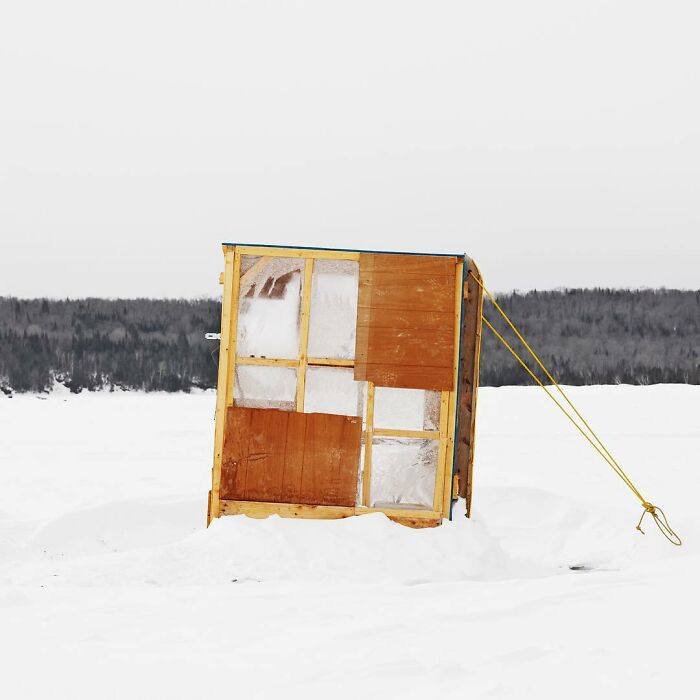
1;385;697;699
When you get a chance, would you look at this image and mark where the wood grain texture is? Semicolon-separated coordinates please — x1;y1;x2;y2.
441;257;465;517
361;381;375;506
219;501;443;523
219;500;356;519
295;258;314;411
209;247;239;524
235;246;360;261
354;253;459;391
220;406;362;507
455;256;484;514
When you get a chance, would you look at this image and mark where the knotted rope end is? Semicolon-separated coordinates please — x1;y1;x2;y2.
636;501;682;546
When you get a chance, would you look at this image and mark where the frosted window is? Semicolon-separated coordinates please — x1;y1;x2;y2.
237;256;303;359
369;438;438;509
373;387;440;431
233;365;297;411
304;366;365;417
307;259;359;359
240;255;262;275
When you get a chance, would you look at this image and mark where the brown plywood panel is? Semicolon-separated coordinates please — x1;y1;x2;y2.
354;253;459;391
220;406;361;507
362;255;457;276
242;408;289;502
356;364;456;392
280;411;307;503
356;326;454;364
358;273;454;312
219;406;252;501
356;306;453;332
301;413;341;505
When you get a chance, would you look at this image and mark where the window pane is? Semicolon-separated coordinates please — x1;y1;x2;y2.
304;366;365;417
373;387;440;431
233;365;297;411
237;256;303;359
369;438;438;509
307;259;359;359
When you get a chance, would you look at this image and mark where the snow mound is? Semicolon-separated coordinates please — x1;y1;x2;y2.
18;493;602;588
1;387;697;700
28;500;202;557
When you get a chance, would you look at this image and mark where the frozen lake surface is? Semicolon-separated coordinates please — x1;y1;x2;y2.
0;385;697;699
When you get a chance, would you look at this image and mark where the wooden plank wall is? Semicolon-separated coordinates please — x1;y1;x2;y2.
220;406;362;507
455;256;484;515
354;253;459;391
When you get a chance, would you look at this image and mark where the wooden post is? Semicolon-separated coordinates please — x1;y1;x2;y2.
433;389;451;513
442;257;465;516
455;258;484;516
209;246;240;524
236;245;359;261
224;252;242;408
296;258;314;411
361;381;375;506
236;357;298;367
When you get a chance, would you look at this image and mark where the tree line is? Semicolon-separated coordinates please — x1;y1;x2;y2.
479;288;699;386
0;298;220;394
0;289;697;395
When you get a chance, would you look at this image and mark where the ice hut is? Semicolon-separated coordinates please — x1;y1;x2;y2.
207;244;484;528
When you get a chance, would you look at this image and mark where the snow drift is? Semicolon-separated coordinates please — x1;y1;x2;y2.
0;385;697;699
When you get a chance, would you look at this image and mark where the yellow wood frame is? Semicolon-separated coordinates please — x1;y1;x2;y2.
208;245;464;528
361;381;375;506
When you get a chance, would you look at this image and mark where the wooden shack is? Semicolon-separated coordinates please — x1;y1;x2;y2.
207;244;483;528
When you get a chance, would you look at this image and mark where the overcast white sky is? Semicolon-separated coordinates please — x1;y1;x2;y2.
1;0;698;298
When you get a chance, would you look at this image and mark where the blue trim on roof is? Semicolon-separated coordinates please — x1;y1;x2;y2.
222;242;465;258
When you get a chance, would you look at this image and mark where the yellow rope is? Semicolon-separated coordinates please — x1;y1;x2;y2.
471;272;681;546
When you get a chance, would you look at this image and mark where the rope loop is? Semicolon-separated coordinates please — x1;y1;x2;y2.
636;502;682;546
